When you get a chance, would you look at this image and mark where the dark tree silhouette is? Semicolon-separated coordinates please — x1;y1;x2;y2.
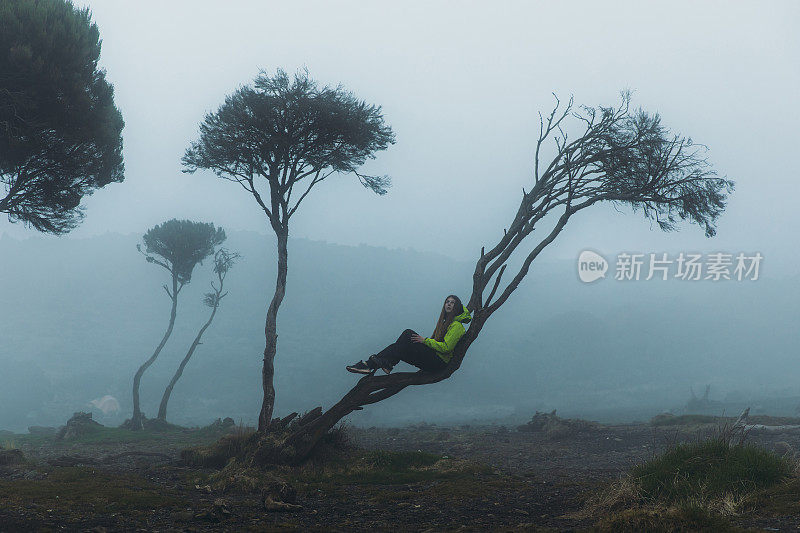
128;219;226;430
157;248;240;422
274;92;735;462
0;0;124;234
183;69;395;431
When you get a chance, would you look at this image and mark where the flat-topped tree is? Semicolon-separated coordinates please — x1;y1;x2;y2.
183;69;394;431
277;92;735;462
128;219;226;431
157;248;240;422
0;0;124;234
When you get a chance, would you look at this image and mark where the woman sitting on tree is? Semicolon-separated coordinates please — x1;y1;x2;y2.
347;295;471;375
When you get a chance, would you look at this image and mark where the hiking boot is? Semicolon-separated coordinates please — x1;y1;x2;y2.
346;360;374;375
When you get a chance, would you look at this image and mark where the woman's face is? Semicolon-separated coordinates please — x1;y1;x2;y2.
444;297;457;313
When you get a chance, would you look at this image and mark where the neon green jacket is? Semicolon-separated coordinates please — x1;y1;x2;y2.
423;306;472;363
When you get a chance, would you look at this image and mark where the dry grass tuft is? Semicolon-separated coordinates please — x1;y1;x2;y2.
592;503;739;532
181;423;258;468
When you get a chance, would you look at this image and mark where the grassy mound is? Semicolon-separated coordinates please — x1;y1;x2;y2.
581;433;794;530
631;436;792;503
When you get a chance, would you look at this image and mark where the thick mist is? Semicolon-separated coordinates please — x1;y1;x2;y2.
4;3;800;532
1;231;797;432
1;1;797;266
1;1;798;433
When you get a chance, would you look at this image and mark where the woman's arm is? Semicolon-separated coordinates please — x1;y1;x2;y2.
423;322;466;354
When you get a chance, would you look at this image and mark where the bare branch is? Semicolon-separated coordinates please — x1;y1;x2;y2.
287;169;333;218
484;263;507;308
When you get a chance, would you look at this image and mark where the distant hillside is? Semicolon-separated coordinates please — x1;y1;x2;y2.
1;232;797;431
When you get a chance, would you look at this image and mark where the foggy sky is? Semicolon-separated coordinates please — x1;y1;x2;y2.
3;0;799;272
2;1;800;430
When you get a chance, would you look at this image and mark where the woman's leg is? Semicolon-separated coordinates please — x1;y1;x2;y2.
349;330;417;374
371;330;447;372
370;329;416;369
396;343;447;372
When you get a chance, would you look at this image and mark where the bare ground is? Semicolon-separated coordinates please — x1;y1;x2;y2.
2;420;800;531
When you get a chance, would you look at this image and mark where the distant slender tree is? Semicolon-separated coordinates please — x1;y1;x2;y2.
128;219;226;430
157;248;240;422
0;0;124;234
183;69;394;431
274;92;735;462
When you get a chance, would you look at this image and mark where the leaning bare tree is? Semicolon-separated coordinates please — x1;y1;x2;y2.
157;248;240;422
274;92;734;462
182;69;394;431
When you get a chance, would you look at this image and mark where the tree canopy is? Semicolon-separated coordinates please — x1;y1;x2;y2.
183;69;395;228
139;219;226;288
0;0;124;234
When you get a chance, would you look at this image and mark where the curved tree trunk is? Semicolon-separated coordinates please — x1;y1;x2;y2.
279;313;487;462
259;229;288;432
131;275;178;431
156;303;218;421
266;94;731;463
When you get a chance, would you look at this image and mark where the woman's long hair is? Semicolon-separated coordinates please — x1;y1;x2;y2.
431;295;464;342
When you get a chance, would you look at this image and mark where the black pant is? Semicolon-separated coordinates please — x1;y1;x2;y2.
372;329;447;372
